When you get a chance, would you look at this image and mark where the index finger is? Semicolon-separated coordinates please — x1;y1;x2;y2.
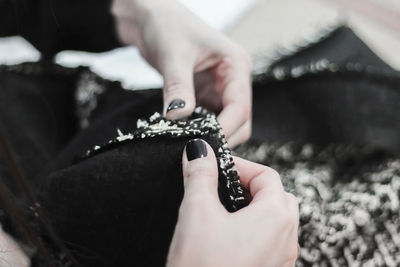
233;156;284;202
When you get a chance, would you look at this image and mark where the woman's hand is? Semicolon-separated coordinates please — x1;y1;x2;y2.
112;0;252;147
167;139;299;267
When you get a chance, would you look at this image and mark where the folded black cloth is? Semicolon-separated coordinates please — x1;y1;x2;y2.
0;63;248;266
39;107;247;266
1;25;400;266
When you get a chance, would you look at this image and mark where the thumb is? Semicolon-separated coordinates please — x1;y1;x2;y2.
182;139;219;203
161;56;196;120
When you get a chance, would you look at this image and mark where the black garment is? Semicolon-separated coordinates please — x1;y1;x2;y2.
1;17;400;267
252;26;400;152
0;63;247;266
0;0;121;58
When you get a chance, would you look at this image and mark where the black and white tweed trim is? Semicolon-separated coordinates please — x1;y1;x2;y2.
81;107;247;212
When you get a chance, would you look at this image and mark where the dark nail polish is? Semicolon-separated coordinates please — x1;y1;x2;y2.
167;99;185;112
186;139;207;161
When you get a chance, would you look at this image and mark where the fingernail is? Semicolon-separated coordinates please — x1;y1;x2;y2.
167;99;185;113
186;139;207;161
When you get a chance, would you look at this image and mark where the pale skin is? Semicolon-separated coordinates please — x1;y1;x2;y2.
112;0;252;147
0;228;29;267
0;0;299;265
168;140;299;267
112;1;298;265
0;142;299;267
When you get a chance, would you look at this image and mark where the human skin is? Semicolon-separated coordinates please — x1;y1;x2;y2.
0;227;29;267
112;0;252;147
167;139;299;267
112;2;299;265
0;144;299;267
0;1;298;265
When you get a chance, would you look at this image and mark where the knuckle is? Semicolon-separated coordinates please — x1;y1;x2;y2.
187;163;214;177
286;192;299;208
242;104;252;121
263;166;281;181
262;197;283;212
284;211;299;228
185;164;215;181
218;43;251;73
281;206;299;228
231;45;251;67
239;125;251;144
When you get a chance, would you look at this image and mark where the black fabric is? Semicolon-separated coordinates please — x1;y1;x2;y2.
0;63;79;196
1;25;400;266
41;136;226;266
268;26;395;72
252;26;400;152
0;0;121;59
252;70;400;152
0;63;247;266
43;137;189;266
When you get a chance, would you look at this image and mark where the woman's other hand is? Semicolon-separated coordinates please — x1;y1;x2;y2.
167;139;299;267
112;0;252;147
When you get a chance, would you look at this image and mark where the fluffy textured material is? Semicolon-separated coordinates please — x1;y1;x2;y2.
236;142;400;266
1;25;400;267
245;25;400;266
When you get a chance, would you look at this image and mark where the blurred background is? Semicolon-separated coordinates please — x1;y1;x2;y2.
0;0;399;89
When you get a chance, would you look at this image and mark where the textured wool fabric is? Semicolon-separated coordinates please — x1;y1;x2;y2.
0;63;248;266
1;25;400;266
38;111;246;266
246;25;400;266
236;142;400;266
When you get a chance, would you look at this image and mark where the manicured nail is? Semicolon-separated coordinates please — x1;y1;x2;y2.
167;99;185;113
186;139;207;161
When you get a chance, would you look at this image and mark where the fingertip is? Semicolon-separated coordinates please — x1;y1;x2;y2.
182;139;216;166
185;138;208;162
232;156;265;187
164;97;195;120
166;98;186;113
232;156;284;199
181;139;219;199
